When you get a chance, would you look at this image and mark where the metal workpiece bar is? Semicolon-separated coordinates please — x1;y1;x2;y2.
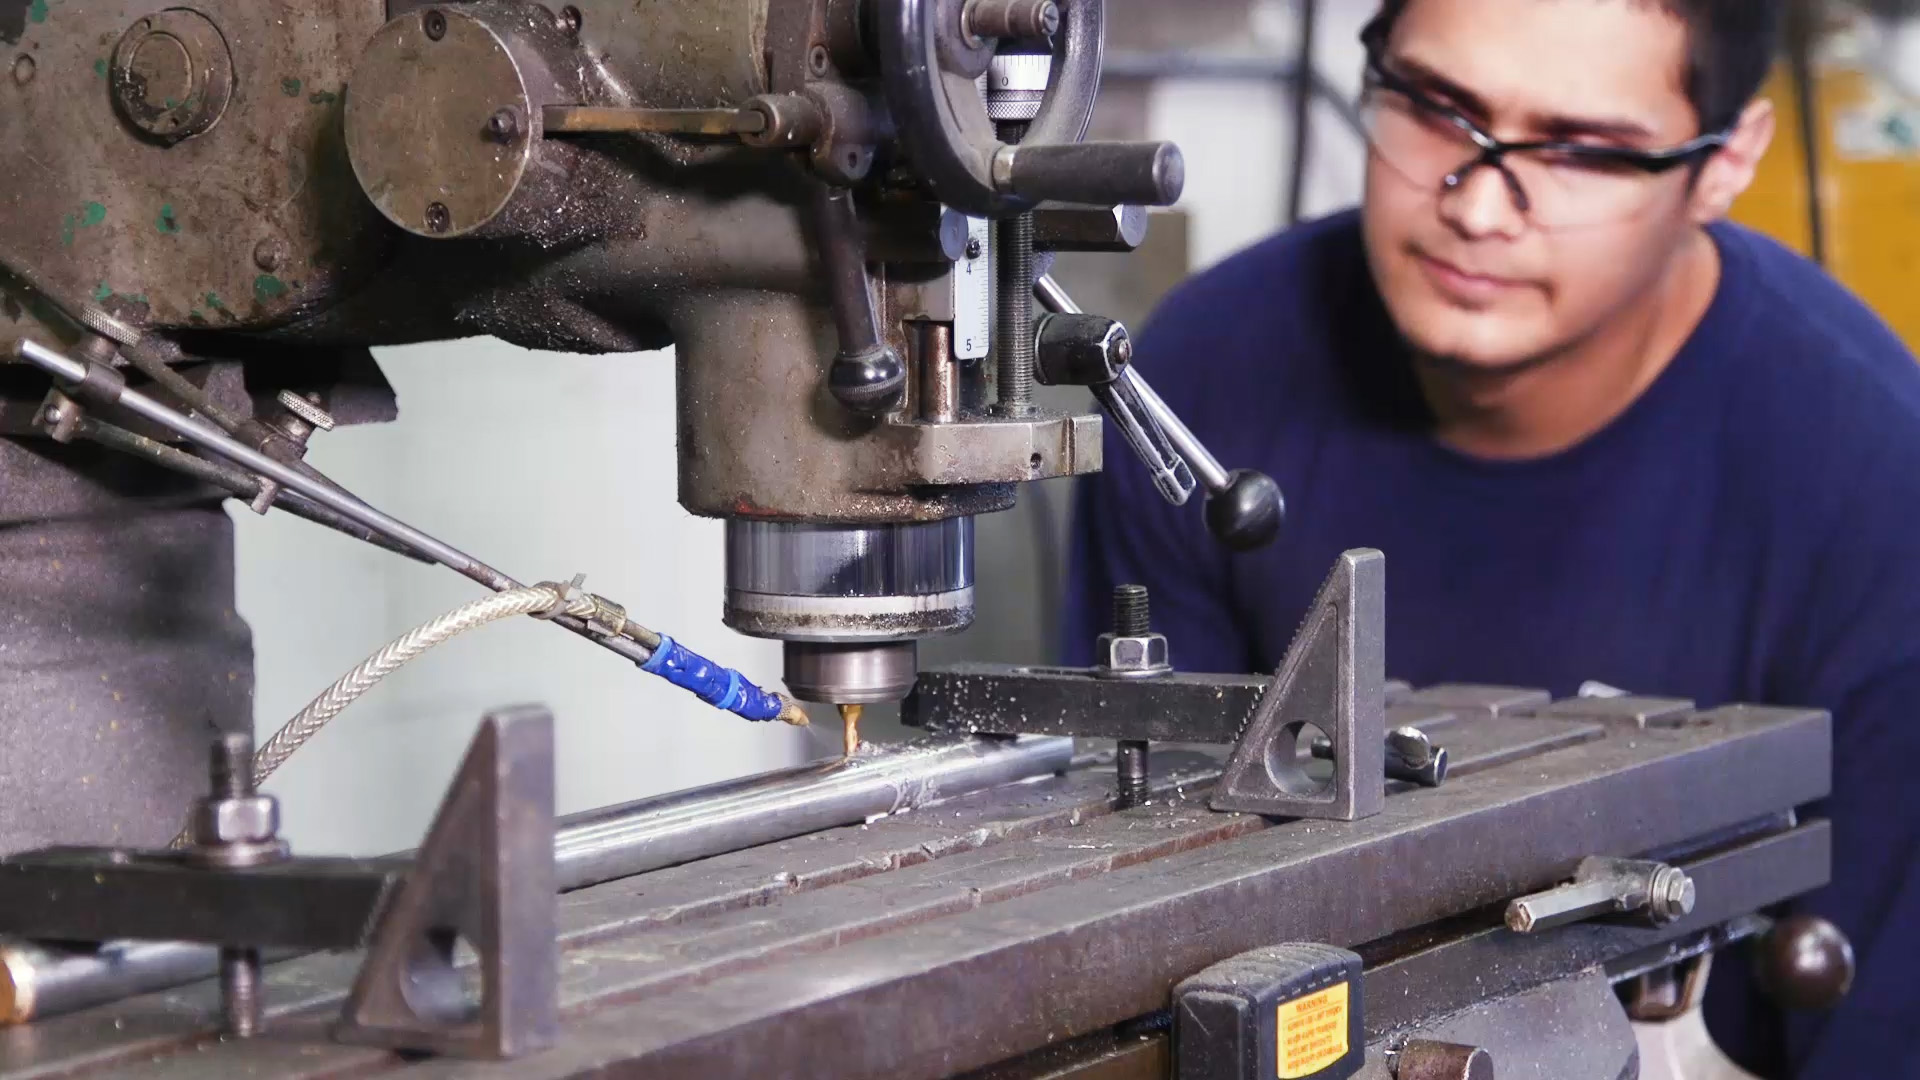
12;340;655;670
551;736;1072;893
0;737;1071;1026
466;706;1828;1080
0;942;216;1025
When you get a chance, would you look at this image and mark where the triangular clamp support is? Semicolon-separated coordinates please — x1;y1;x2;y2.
1211;549;1386;820
335;705;559;1059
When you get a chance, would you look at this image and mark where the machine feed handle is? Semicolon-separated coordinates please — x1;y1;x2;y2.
1031;276;1285;550
1123;368;1285;552
996;141;1186;208
1033;311;1192;507
1093;377;1196;507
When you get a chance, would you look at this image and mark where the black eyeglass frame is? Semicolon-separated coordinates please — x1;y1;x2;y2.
1360;50;1732;214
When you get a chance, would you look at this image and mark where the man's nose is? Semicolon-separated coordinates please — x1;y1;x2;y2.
1437;159;1525;240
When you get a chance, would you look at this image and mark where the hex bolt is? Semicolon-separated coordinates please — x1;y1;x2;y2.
1116;740;1150;809
220;947;263;1037
488;106;519;142
204;732;268;1036
1506;858;1695;934
424;201;452;234
1112;584;1151;637
252;238;285;272
1110;585;1153;808
1650;865;1697;924
211;731;254;799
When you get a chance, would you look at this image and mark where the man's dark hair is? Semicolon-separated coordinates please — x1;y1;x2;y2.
1361;0;1787;135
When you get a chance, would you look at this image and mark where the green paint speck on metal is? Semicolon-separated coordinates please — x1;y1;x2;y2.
27;0;48;25
79;202;105;227
92;59;106;78
204;291;225;310
281;77;302;96
91;282;111;303
253;274;288;303
155;204;179;234
308;90;338;106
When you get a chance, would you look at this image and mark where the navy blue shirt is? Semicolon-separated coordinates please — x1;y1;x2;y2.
1065;210;1920;1077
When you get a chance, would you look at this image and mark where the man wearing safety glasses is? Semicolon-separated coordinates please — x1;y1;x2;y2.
1068;1;1920;1076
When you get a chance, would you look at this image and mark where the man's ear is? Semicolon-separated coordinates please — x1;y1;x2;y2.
1690;98;1776;224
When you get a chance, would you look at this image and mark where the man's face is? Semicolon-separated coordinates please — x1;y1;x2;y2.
1361;0;1707;370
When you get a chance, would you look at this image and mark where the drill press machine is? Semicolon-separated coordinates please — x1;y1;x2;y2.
0;1;1845;1077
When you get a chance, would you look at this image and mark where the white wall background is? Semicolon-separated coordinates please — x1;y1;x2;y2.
234;0;1374;857
234;341;803;855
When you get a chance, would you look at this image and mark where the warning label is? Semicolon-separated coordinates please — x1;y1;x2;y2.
1275;981;1350;1078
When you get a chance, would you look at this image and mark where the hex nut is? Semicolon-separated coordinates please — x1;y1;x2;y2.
191;795;279;846
1097;632;1170;675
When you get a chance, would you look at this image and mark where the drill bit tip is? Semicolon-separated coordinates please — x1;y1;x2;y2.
839;704;863;758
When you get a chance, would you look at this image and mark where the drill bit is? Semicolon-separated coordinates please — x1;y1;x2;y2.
839;704;863;758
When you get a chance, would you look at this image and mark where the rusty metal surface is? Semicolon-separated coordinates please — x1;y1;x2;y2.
673;288;1022;521
0;0;1116;525
0;0;389;334
0;700;1828;1078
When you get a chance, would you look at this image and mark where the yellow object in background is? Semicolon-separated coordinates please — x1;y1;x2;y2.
1734;34;1920;351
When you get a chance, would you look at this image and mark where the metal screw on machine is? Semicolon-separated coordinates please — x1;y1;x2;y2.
1098;585;1169;808
1033;275;1285;550
487;106;520;143
1389;1040;1495;1080
984;52;1050;418
246;391;335;515
963;0;1060;43
1310;726;1449;787
272;390;336;445
1505;856;1695;934
184;731;289;1038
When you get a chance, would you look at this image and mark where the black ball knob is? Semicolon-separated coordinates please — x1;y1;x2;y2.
1756;915;1855;1012
830;346;907;416
1204;469;1284;551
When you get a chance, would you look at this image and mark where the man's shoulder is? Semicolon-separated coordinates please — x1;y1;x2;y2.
1713;223;1920;421
1705;224;1920;517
